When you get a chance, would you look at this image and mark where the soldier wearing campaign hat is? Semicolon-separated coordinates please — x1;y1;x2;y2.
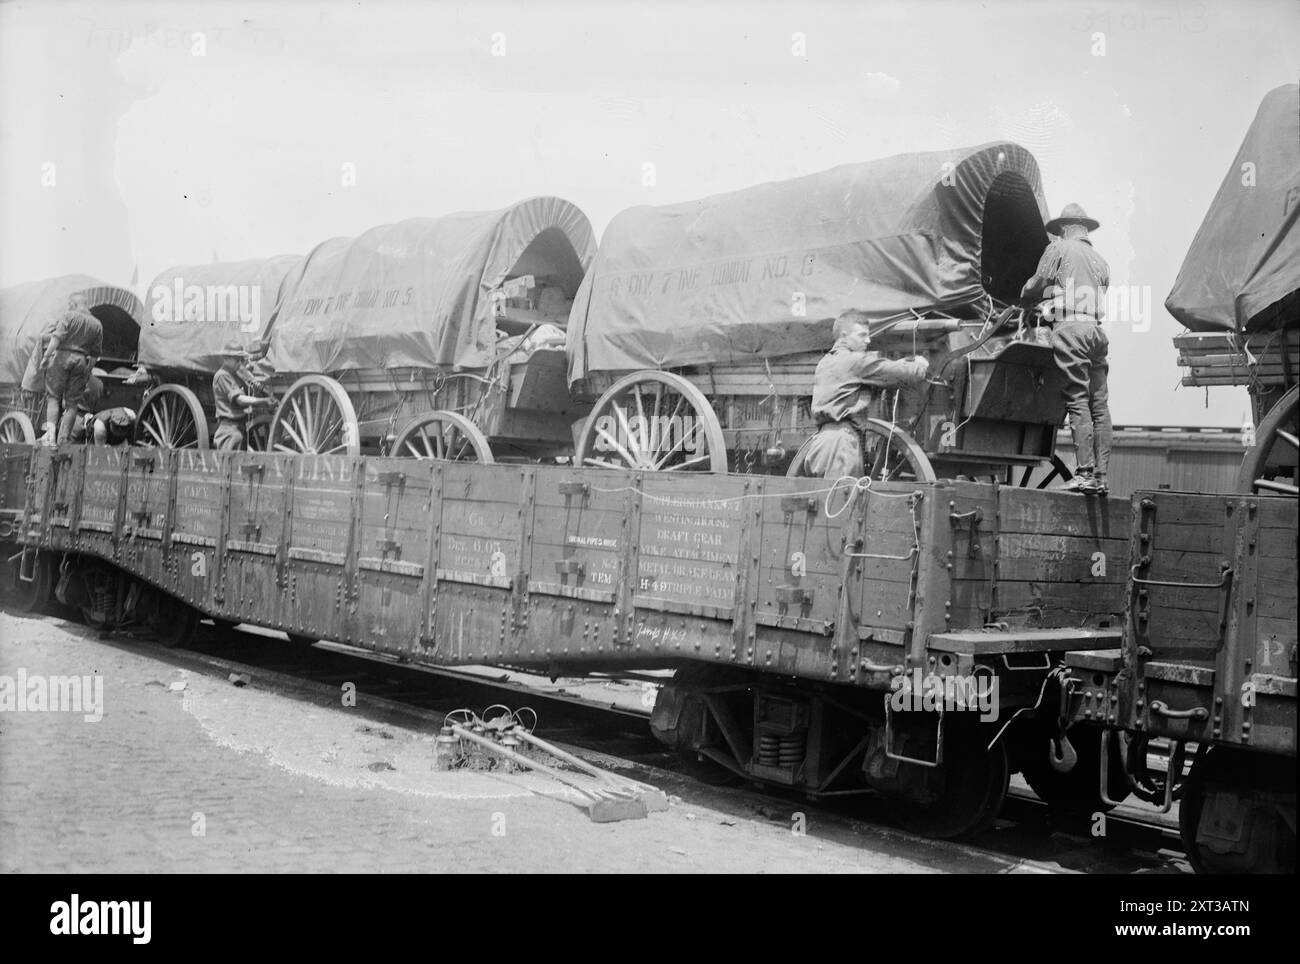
1021;203;1112;495
212;340;275;450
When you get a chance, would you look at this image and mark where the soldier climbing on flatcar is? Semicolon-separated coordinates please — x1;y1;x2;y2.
38;293;103;445
211;340;275;450
802;309;929;478
1020;203;1112;495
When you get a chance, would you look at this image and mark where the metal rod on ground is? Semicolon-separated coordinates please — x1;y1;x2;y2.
510;727;668;810
450;724;648;823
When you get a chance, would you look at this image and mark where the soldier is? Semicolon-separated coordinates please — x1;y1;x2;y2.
90;407;137;447
801;310;929;478
212;341;275;450
66;374;105;444
1020;203;1112;495
38;293;103;444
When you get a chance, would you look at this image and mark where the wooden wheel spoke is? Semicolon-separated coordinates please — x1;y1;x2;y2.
662;453;710;472
610;400;645;466
1275;429;1298;450
595;425;640;469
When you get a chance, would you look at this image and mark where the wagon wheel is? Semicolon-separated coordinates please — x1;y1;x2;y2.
389;411;495;462
786;418;936;482
245;415;272;452
1239;384;1298;496
0;411;36;445
575;371;727;472
135;384;210;449
269;375;361;456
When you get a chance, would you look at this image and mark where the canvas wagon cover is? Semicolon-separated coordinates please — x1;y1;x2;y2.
140;255;303;373
266;196;595;374
0;274;142;388
567;142;1049;383
1166;84;1300;333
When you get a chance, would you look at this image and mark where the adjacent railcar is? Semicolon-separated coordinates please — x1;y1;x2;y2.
1066;84;1298;874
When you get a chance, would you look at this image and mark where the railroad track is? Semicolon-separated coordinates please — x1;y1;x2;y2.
64;614;1190;874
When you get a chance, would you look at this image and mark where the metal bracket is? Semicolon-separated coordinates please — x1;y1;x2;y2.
775;585;812;606
555;558;584;577
780;495;817;515
558;480;589;497
882;696;944;769
240;463;265;479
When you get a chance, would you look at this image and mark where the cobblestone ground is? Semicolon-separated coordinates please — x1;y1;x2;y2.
0;611;951;873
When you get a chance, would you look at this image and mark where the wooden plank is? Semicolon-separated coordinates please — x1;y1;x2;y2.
995;487;1127;539
995;533;1129;583
928;627;1120;654
983;579;1127;622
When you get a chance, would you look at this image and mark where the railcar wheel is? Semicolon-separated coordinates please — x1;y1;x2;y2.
269;375;361;457
139;588;199;648
135;385;210;449
786;419;937;482
245;415;272;452
1239;384;1298;496
889;724;1010;839
575;372;727;472
1179;746;1295;874
0;411;36;445
0;547;51;614
1017;725;1129;813
389;411;494;462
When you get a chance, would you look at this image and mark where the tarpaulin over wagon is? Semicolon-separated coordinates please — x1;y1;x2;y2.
567;142;1050;383
0;274;143;390
1166;84;1300;333
266;196;595;374
140;255;303;373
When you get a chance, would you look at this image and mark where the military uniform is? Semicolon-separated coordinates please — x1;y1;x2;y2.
801;347;927;478
212;367;250;450
1028;236;1113;478
45;308;103;408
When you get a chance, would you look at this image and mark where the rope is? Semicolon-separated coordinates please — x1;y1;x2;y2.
589;475;923;510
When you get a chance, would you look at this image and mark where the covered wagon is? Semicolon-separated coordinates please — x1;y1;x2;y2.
567;141;1073;483
136;255;303;449
262;196;595;461
1168;83;1299;498
0;275;145;443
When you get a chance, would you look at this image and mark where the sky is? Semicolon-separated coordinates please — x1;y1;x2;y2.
1;0;1297;425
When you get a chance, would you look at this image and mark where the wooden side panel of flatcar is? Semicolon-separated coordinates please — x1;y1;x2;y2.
1125;490;1296;754
943;483;1128;631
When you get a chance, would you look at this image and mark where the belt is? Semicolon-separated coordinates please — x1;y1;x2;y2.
217;416;247;426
